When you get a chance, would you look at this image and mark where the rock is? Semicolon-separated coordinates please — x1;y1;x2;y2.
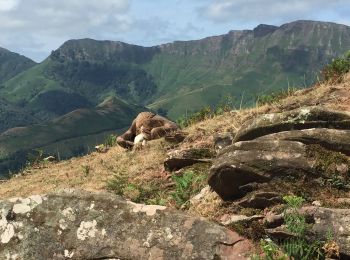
256;128;350;155
0;190;254;260
164;131;188;143
164;148;214;171
264;211;284;228
94;145;109;153
43;156;56;162
234;106;350;142
336;198;350;205
312;200;322;207
209;140;312;200
214;133;234;151
301;206;350;257
221;214;264;226
237;192;282;209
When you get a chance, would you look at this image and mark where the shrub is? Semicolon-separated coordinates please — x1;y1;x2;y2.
322;51;350;82
257;87;298;106
104;134;117;147
171;170;206;208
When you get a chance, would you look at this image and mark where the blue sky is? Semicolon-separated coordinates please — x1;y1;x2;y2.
0;0;349;62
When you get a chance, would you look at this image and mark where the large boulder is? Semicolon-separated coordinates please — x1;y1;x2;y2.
234;106;350;142
0;190;254;260
209;106;350;200
209;140;313;200
164;148;214;171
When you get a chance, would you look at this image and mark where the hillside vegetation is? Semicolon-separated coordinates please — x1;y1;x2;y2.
1;20;350;178
1;53;350;257
2;21;350;122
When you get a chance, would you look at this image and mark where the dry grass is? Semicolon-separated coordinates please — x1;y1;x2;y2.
0;139;168;199
1;73;349;208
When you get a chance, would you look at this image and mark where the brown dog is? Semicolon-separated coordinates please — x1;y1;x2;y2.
117;112;178;149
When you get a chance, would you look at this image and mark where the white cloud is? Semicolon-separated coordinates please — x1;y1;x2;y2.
198;0;349;25
0;0;131;60
0;0;20;11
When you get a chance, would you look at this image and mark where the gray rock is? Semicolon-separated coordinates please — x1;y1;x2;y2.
302;206;350;258
164;148;214;171
237;192;282;209
209;140;312;200
0;190;254;260
234;106;350;142
214;133;234;151
256;128;350;155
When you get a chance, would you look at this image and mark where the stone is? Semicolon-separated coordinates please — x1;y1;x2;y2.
209;140;312;200
237;192;282;209
264;211;284;228
221;214;264;226
301;206;350;257
234;106;350;143
0;189;254;260
164;148;214;171
43;156;56;162
312;200;322;207
164;131;188;143
256;128;350;155
214;133;234;151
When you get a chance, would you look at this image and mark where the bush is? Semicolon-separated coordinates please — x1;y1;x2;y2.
322;51;350;82
104;134;117;147
257;87;298;106
171;170;206;208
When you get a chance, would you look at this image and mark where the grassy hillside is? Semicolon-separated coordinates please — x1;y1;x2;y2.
0;47;36;84
2;21;350;121
1;20;350;175
0;96;143;176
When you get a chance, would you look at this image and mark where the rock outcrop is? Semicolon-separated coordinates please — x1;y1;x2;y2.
265;206;350;258
209;106;350;200
0;190;253;260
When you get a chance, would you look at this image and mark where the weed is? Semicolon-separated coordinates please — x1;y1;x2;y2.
322;51;350;82
171;170;207;208
81;165;90;176
104;134;117;147
257;87;298;106
283;195;306;235
26;149;44;167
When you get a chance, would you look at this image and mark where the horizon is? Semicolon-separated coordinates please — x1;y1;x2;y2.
0;0;349;62
5;19;350;63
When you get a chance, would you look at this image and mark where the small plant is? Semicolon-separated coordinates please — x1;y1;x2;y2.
26;149;45;167
81;165;90;176
171;171;206;208
322;50;350;82
257;87;298;106
104;134;117;147
283;195;306;235
176;106;215;128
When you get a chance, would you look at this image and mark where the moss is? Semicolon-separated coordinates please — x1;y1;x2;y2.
239;207;263;217
188;148;215;159
229;221;266;241
306;144;350;179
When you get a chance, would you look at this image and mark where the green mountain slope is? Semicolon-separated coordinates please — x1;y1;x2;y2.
0;96;143;176
0;47;36;84
2;21;350;121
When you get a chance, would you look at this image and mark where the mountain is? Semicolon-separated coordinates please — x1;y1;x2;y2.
1;20;350;176
0;96;143;176
0;47;36;84
2;21;350;121
0;48;37;131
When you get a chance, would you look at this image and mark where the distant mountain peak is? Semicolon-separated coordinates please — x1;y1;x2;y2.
253;24;278;37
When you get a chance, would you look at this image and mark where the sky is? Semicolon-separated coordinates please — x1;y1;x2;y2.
0;0;350;62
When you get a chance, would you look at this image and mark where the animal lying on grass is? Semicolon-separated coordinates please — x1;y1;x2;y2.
117;112;178;149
